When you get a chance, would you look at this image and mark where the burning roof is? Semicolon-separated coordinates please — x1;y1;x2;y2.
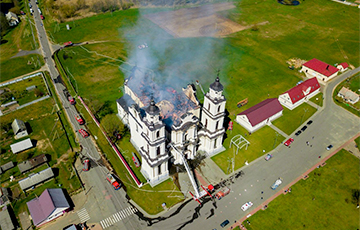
125;67;200;127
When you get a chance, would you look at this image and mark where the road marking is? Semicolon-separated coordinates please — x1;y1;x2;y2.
77;208;90;222
100;206;138;229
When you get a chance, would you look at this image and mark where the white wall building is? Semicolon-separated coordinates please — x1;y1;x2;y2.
236;98;283;133
278;77;321;110
117;69;226;186
301;58;339;83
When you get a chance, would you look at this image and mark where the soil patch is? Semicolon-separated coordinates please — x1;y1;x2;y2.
144;2;250;38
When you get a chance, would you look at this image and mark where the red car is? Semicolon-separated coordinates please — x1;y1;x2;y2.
64;41;73;47
79;129;89;138
284;138;294;147
40;15;44;20
83;159;90;171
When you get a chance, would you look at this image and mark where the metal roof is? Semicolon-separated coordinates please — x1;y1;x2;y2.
1;161;14;172
10;138;33;154
18;167;54;191
18;154;48;173
0;206;16;230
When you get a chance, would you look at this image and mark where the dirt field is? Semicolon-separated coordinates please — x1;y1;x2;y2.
144;2;249;38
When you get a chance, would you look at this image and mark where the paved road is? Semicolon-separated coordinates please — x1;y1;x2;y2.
28;1;142;229
130;68;360;230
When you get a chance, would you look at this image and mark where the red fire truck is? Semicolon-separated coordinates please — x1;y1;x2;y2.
106;173;121;190
75;114;84;125
215;187;230;200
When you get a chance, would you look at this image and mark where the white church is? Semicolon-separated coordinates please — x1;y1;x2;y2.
117;68;226;186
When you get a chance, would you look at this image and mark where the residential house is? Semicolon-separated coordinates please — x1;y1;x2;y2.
12;118;29;139
236;98;283;133
0;206;17;230
0;161;15;174
336;62;349;72
10;138;33;154
301;58;339;83
278;77;321;110
5;12;19;27
18;154;48;174
337;87;359;104
18;167;54;191
27;188;70;226
0;187;11;208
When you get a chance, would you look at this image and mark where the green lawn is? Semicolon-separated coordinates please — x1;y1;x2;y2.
212;122;285;174
243;149;360;230
309;92;323;107
0;74;48;105
333;73;360;117
355;137;360;152
272;103;317;135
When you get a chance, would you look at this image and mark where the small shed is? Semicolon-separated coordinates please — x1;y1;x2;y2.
10;138;33;154
12;119;28;139
0;161;15;173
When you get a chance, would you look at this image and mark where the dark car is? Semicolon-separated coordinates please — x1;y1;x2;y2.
301;126;307;131
220;220;230;228
295;130;302;136
326;145;333;150
307;120;313;125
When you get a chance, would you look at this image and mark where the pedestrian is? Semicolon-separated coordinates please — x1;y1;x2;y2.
318;156;321;158
310;145;312;147
261;191;264;194
261;197;263;199
312;136;314;139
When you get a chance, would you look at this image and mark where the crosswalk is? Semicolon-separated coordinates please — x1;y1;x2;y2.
100;206;138;229
77;208;90;222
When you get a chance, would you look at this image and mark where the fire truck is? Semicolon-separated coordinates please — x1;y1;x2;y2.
106;173;121;190
75;114;84;125
64;41;73;47
215;187;230;200
63;89;75;105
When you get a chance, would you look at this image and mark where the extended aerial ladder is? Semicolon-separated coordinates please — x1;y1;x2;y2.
168;143;208;203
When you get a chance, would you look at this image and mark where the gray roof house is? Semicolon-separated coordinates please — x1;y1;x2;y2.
0;206;16;230
27;188;70;226
0;161;15;174
10;138;33;154
18;154;48;173
0;187;11;208
337;87;360;104
18;167;54;191
5;11;19;27
12;119;28;139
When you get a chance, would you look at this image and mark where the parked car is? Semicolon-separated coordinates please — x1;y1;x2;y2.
301;125;307;131
271;178;283;190
326;145;333;150
307;120;313;125
284;138;294;147
83;159;90;171
295;130;302;136
241;202;253;211
40;15;44;20
220;220;230;228
78;129;89;138
20;11;25;15
265;154;273;161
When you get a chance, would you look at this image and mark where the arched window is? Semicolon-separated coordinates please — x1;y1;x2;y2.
214;138;217;149
205;119;208;128
208;103;210;111
216;121;219;129
156;130;160;138
217;105;221;112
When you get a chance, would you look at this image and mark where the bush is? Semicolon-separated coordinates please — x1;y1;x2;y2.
9;6;21;15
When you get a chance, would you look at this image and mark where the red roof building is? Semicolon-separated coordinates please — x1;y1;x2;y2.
236;98;283;132
301;58;339;83
337;62;349;72
279;77;321;110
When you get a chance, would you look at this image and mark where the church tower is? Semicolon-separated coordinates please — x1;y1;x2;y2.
198;77;226;155
139;99;170;186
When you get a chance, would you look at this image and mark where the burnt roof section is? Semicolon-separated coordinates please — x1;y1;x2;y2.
116;95;134;113
210;76;223;91
146;99;160;115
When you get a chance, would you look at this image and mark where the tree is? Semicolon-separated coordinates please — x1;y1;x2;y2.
352;189;360;205
0;12;10;37
100;114;125;142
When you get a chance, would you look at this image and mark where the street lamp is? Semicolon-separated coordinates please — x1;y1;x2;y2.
300;108;309;125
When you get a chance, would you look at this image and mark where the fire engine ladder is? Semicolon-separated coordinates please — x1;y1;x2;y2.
168;143;201;198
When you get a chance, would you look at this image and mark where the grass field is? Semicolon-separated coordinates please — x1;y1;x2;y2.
309;92;323;107
272;103;317;135
212;123;285;174
0;10;43;82
0;74;48;105
242;149;360;230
